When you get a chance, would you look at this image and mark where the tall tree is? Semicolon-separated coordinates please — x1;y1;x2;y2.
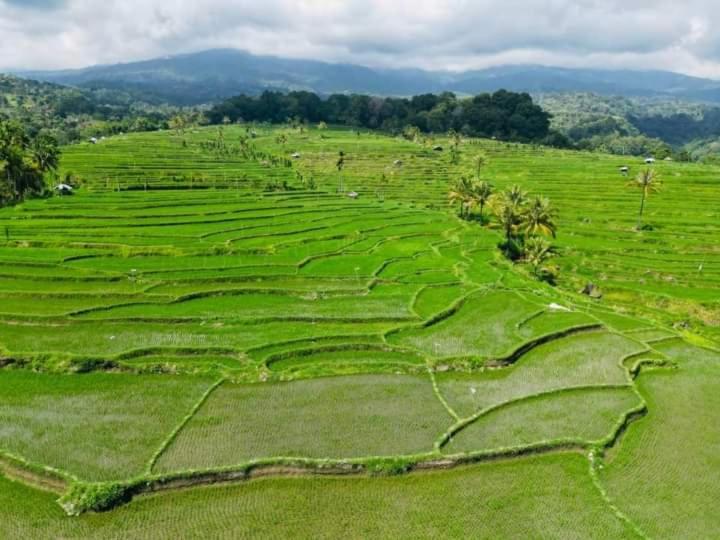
521;196;557;238
471;181;493;222
491;189;525;242
1;121;57;205
628;168;661;230
523;236;554;276
30;133;60;175
473;153;488;180
448;177;474;218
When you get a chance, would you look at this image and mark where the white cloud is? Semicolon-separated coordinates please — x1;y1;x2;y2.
2;0;720;78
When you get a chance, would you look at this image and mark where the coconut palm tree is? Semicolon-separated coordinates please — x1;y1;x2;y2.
336;151;345;193
521;196;557;238
491;189;525;243
448;177;474;218
628;168;661;230
523;236;554;276
30;134;60;175
473;153;488;180
471;181;493;222
507;184;528;206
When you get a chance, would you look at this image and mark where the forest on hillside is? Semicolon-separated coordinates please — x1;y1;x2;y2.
207;90;557;144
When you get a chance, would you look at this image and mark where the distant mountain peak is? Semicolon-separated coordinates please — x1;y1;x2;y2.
14;48;720;106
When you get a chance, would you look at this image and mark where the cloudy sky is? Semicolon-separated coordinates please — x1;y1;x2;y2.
2;0;720;78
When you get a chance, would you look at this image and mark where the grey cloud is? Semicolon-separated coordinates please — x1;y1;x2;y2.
2;0;720;78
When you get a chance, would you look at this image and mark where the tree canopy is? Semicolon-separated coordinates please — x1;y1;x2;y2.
0;120;60;205
207;89;555;143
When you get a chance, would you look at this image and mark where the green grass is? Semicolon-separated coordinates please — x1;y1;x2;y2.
436;331;643;418
388;290;545;360
445;386;640;453
267;346;425;373
0;124;717;533
155;374;452;472
600;340;720;538
0;371;213;481
1;454;635;539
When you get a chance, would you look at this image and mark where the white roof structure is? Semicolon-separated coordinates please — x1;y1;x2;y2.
55;183;73;191
347;191;359;199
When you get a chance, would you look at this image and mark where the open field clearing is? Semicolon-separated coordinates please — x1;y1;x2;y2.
435;330;642;417
445;386;641;453
600;340;720;538
0;371;213;481
155;374;452;472
1;454;635;539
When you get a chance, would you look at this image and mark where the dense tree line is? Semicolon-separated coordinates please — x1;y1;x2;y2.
0;120;60;206
537;92;714;158
207;90;556;143
629;110;720;146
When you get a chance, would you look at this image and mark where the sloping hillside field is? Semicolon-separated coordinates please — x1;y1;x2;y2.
1;125;719;537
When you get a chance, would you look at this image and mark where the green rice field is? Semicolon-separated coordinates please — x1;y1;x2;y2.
1;124;718;537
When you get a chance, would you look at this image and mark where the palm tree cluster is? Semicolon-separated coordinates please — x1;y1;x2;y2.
449;178;558;280
492;185;558;279
448;177;493;221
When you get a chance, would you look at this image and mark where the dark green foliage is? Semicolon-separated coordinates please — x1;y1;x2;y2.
0;75;183;144
59;482;131;516
0;120;59;205
208;90;552;143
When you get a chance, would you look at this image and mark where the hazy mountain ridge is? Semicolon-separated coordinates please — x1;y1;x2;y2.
16;49;720;105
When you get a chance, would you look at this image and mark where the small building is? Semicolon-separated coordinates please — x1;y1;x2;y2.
620;166;629;175
55;184;74;195
393;159;403;166
347;191;359;199
89;137;98;144
291;152;301;159
645;157;655;164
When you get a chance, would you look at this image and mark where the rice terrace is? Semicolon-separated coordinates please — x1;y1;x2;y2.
0;121;717;538
3;4;720;536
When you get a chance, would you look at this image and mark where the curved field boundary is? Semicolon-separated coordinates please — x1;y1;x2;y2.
264;343;424;370
434;384;640;450
46;364;651;516
389;322;604;369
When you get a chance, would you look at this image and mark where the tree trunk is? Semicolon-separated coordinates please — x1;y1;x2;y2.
637;190;646;230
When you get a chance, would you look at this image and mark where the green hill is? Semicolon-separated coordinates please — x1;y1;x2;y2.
0;125;718;537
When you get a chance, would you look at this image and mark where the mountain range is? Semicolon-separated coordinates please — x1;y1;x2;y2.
14;48;720;105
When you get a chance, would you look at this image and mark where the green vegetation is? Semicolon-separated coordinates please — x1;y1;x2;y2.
0;371;213;481
155;375;452;472
435;331;641;417
0;121;717;536
627;168;661;230
0;119;60;204
208;89;555;143
0;454;635;539
0;74;182;144
600;340;720;537
445;387;641;453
